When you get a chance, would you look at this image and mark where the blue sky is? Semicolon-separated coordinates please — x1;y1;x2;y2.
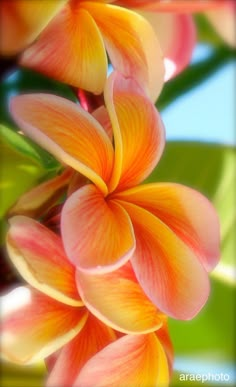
162;45;235;145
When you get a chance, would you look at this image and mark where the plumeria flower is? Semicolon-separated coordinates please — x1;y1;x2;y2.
114;0;236;80
1;215;172;386
10;71;220;320
0;0;164;101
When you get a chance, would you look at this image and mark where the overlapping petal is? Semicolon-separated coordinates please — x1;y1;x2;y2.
47;314;116;387
1;287;88;364
105;72;165;192
117;201;210;320
115;183;220;272
76;262;165;334
139;12;196;80
83;1;165;101
0;0;67;56
75;333;169;386
10;94;114;195
61;184;135;273
6;216;82;306
20;5;107;94
9;168;73;218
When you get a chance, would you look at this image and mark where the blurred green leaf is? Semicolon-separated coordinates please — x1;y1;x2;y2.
0;125;60;222
0;67;78;130
1;361;46;387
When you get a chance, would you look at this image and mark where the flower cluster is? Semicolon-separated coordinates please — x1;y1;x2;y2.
1;0;232;385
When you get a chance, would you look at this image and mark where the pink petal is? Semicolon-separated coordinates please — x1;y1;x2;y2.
76;262;165;334
10;94;114;195
61;184;135;273
105;71;165;192
1;286;88;364
115;183;220;272
75;333;169;386
7;216;81;306
118;201;210;320
47;314;116;387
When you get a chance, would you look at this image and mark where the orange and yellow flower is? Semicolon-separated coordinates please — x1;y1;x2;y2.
10;71;220;320
1;215;172;385
0;0;164;101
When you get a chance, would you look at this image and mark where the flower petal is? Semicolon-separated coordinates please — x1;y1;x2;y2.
83;2;165;101
61;184;135;274
117;201;210;319
105;72;165;192
76;262;165;334
139;12;196;80
0;0;67;56
206;1;236;48
10;94;114;195
7;216;81;306
156;320;174;376
46;315;116;387
9;168;73;218
20;5;108;93
115;183;220;272
75;333;169;386
92;106;113;141
1;287;88;364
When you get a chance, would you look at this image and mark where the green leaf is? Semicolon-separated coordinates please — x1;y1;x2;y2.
0;125;59;171
0;125;55;220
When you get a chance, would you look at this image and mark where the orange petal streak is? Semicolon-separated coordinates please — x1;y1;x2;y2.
47;314;116;387
82;2;165;101
105;72;165;192
75;333;169;386
115;183;220;272
76;262;165;334
20;5;108;93
61;184;135;274
118;201;210;320
7;216;81;306
10;94;114;195
1;287;88;364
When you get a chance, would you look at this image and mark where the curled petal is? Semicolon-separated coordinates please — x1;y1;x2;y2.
61;184;135;274
10;94;114;195
75;333;169;386
83;2;165;101
9;168;73;218
0;0;67;56
47;315;116;387
1;287;88;364
115;183;220;272
7;216;81;306
105;72;165;192
21;6;107;93
76;262;164;334
156;320;174;376
118;201;210;320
